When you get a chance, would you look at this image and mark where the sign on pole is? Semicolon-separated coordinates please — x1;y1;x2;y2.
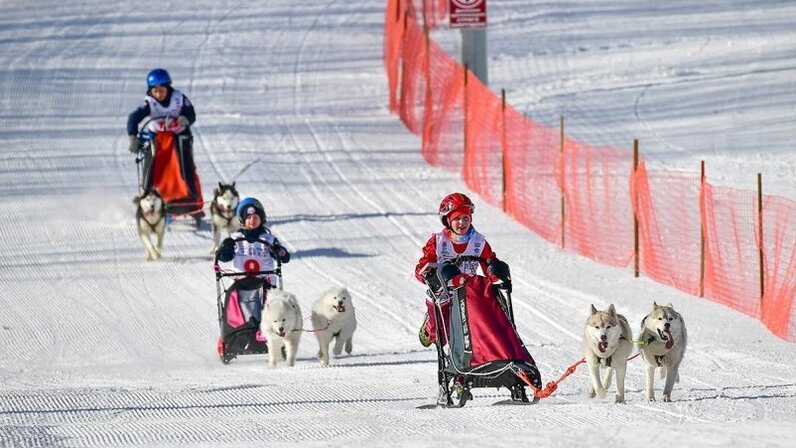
449;0;487;29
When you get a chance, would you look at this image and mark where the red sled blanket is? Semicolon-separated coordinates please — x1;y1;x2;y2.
427;275;534;370
152;132;203;216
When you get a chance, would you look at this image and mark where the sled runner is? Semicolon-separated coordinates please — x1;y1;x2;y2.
214;237;283;364
135;116;204;228
419;257;542;408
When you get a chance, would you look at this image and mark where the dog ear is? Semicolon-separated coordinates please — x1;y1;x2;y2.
666;302;674;309
590;304;598;315
132;195;140;204
653;301;659;309
607;304;616;316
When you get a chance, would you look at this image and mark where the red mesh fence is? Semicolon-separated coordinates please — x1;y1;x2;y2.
398;19;427;135
561;139;635;268
462;74;504;206
701;184;762;315
383;0;795;341
422;40;465;170
761;196;796;339
503;109;562;244
633;163;704;296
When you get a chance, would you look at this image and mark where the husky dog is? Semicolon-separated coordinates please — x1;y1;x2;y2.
311;287;357;367
134;188;166;261
639;302;687;402
260;289;303;367
583;304;633;403
209;182;240;256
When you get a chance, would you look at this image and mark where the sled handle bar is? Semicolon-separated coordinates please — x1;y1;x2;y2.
213;237;283;278
214;268;281;279
213;237;283;263
421;255;486;278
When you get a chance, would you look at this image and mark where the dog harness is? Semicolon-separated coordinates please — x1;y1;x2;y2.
136;199;165;233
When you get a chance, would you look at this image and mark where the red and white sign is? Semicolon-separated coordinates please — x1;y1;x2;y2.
449;0;487;29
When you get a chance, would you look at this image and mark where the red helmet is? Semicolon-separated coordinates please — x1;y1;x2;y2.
438;193;474;227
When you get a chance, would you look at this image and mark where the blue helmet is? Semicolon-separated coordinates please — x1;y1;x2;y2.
236;197;266;224
146;68;172;88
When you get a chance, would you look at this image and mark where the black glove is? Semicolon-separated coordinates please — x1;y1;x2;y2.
217;238;235;261
128;135;139;153
438;264;461;283
488;259;512;292
423;267;442;294
273;243;290;263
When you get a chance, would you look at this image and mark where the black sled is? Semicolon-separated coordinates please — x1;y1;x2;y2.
419;257;542;408
135;116;205;229
214;237;283;364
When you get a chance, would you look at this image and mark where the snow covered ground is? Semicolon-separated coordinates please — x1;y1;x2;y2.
1;0;795;446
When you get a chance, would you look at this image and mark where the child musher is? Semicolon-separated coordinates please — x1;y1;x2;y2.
414;192;511;347
216;197;291;324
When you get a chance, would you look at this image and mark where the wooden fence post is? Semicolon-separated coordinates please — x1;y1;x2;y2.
423;26;432;154
464;64;468;163
758;173;765;299
700;160;706;298
501;89;507;212
633;139;640;278
560;116;565;249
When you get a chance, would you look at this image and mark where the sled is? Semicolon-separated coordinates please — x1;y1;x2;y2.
135;116;204;228
419;257;542;408
213;237;284;364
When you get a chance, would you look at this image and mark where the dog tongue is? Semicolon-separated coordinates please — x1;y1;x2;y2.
598;341;607;353
663;330;674;349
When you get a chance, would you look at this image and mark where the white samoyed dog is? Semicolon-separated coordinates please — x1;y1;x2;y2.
260;289;303;367
311;286;357;367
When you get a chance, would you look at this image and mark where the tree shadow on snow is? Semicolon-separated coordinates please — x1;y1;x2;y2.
291;247;373;259
270;211;433;226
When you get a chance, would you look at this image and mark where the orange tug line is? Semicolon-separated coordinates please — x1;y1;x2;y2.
520;353;641;399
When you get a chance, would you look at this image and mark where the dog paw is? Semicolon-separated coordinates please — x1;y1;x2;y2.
595;388;606;399
586;387;596;399
614;394;625;404
647;395;656;402
662;394;671;402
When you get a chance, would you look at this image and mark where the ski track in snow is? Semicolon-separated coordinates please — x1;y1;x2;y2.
1;1;796;446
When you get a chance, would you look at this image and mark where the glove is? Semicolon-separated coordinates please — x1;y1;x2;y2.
488;259;512;293
217;238;235;260
128;135;139;153
177;115;191;128
273;243;290;264
423;267;442;294
449;273;468;290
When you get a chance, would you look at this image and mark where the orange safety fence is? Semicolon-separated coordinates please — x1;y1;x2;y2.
633;163;703;296
423;40;465;170
383;0;796;342
561;139;635;268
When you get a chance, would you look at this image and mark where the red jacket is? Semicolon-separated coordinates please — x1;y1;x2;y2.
414;229;497;283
